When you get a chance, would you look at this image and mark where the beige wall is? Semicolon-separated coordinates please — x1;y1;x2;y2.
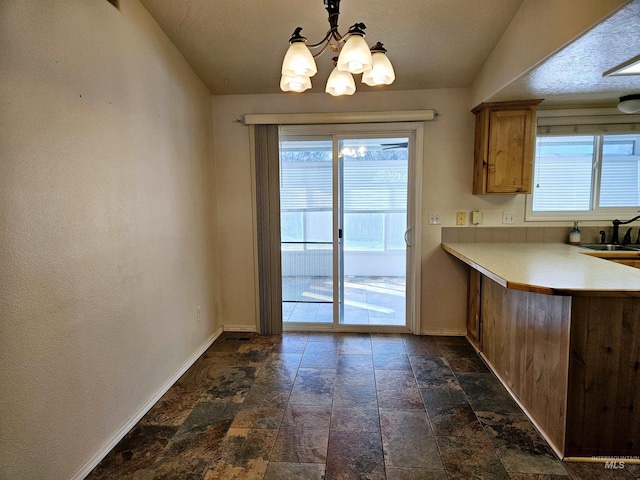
471;0;629;106
212;88;547;335
0;1;220;478
1;0;626;477
211;87;608;336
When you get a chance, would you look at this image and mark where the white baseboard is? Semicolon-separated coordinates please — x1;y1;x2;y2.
71;327;223;480
419;329;467;336
223;325;258;333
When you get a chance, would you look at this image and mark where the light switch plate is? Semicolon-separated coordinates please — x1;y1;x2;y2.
502;211;515;224
472;211;482;225
428;212;440;225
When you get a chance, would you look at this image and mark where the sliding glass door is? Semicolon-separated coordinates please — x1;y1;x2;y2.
279;125;418;331
339;137;408;326
280;137;334;324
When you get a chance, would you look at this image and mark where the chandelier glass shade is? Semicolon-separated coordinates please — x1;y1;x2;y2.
362;43;396;86
281;42;318;78
280;0;395;96
325;67;356;96
280;74;313;93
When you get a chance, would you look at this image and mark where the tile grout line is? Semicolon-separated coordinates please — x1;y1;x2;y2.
406;338;450;480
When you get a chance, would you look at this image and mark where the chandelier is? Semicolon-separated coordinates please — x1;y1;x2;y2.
280;0;395;96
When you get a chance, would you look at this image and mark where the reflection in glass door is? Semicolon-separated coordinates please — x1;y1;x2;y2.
280;131;411;329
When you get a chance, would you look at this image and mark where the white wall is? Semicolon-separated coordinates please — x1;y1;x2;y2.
0;1;221;478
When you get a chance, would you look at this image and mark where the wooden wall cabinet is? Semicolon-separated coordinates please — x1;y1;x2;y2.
472;99;543;194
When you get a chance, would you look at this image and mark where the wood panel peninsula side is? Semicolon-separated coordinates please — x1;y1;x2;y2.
442;242;640;462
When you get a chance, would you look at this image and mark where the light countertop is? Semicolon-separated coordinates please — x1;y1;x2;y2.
441;242;640;296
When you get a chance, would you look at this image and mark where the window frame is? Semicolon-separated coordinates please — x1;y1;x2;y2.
525;132;640;221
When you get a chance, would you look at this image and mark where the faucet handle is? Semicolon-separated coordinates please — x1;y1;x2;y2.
599;230;606;244
623;228;633;245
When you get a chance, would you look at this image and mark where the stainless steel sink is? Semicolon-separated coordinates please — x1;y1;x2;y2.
579;244;640;252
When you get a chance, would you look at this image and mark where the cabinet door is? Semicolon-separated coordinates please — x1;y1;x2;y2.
486;109;535;193
467;269;482;349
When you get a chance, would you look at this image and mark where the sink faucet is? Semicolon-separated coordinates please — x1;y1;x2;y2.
611;214;640;244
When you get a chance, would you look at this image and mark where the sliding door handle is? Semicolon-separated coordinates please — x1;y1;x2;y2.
404;228;412;247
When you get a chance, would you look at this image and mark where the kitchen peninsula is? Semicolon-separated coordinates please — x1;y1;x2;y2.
442;242;640;462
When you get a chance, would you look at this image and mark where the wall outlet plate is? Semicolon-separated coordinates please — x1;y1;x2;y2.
472;211;482;225
428;212;440;225
456;212;467;225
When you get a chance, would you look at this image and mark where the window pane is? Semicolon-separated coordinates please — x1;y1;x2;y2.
280;139;332;211
344;213;383;251
599;135;640;208
341;138;408;212
532;136;594;212
386;213;407;250
603;140;635;156
305;211;332;243
281;212;303;242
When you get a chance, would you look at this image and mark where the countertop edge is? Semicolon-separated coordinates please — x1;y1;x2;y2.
441;242;640;297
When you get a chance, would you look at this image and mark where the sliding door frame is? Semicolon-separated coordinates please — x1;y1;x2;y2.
279;122;423;334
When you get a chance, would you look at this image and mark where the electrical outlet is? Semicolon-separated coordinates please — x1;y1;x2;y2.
456;212;467;225
197;306;202;323
472;211;482;225
502;212;515;224
428;212;440;225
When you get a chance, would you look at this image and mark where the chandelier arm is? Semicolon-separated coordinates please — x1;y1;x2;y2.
307;30;335;49
311;28;348;59
311;40;335;58
332;29;346;43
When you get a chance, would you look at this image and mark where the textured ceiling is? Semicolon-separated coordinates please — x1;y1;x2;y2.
139;0;524;95
488;0;640;107
139;0;640;104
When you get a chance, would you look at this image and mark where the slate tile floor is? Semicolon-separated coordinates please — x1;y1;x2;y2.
88;333;640;480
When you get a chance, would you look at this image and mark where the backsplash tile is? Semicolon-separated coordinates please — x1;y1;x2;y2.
440;226;616;244
458;228;477;243
492;228;510;243
475;228;493;243
526;228;544;243
508;228;527;243
543;227;567;243
441;228;459;243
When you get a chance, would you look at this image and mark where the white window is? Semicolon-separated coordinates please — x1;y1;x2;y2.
527;133;640;220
